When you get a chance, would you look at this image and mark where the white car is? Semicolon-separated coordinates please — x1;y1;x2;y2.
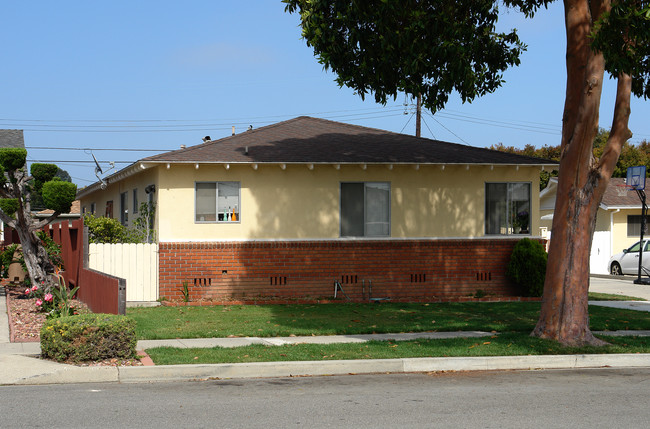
609;240;650;275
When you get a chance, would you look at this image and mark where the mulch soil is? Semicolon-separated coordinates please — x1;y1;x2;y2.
4;282;144;366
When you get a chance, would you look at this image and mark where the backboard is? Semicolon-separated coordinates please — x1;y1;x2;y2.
627;166;646;190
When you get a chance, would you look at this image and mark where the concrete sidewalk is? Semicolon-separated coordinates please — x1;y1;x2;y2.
3;326;650;385
3;279;650;386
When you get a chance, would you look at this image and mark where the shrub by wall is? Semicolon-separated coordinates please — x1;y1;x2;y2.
506;238;548;297
40;314;137;363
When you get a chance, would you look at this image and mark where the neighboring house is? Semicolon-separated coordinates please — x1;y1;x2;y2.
77;116;556;302
35;200;81;223
540;176;645;275
0;130;25;245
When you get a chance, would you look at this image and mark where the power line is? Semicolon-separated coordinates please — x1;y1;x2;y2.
420;115;437;140
28;160;133;164
400;112;415;134
425;112;470;145
0;105;405;124
26;147;167;152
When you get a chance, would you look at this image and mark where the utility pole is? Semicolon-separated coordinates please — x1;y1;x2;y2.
415;93;422;137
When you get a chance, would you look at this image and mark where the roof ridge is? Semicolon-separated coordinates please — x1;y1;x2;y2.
143;117;309;161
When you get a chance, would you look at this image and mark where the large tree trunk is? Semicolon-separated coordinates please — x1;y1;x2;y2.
532;0;632;346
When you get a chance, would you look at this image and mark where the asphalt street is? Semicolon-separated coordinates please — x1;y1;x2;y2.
2;368;650;428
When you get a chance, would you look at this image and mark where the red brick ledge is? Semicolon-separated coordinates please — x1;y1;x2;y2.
161;296;542;306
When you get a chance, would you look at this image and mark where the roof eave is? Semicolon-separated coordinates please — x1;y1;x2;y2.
76;162;145;199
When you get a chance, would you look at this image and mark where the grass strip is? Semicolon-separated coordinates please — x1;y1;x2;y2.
588;292;646;301
145;333;650;365
129;302;650;340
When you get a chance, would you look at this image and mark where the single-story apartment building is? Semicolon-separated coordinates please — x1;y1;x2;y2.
77;116;556;302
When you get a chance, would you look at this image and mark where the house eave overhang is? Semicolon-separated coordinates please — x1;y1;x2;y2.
76;162;147;200
600;204;642;211
143;160;557;168
75;159;556;200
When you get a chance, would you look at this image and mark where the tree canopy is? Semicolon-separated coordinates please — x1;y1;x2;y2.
285;0;650;346
284;1;650;105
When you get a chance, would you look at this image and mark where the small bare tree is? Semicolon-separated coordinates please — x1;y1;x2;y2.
0;148;77;291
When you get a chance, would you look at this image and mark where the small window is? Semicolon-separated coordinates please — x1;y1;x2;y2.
195;182;240;223
105;201;113;218
485;182;531;235
133;189;139;214
120;192;128;225
90;202;96;215
340;182;390;237
627;215;650;237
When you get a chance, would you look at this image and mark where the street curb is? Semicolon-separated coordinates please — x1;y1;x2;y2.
7;353;650;385
115;354;650;383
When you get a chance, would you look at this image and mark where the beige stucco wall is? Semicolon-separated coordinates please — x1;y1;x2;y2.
80;163;541;242
611;208;641;254
152;163;540;242
79;167;159;230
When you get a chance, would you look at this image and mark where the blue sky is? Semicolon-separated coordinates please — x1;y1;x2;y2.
1;1;649;187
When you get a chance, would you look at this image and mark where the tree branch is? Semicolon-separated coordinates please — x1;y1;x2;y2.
0;210;16;230
597;73;633;180
30;211;61;232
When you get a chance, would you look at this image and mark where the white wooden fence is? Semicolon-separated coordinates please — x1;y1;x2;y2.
88;243;159;302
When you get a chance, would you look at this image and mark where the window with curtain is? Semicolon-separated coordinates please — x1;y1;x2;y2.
341;182;390;237
195;182;240;223
485;182;531;235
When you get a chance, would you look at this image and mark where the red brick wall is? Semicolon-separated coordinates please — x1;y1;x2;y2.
159;238;534;302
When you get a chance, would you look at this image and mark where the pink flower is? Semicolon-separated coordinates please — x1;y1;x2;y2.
35;299;43;306
44;293;53;302
24;289;30;295
31;285;38;292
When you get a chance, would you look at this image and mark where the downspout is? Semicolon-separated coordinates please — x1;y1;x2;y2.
610;208;620;256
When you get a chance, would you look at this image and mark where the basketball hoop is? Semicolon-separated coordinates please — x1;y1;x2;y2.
616;184;634;196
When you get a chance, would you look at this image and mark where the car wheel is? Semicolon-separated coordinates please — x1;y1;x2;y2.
610;262;622;276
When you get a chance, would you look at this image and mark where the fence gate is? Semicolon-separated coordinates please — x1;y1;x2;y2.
88;243;159;302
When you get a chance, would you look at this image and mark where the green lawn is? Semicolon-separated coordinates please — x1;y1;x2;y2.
145;333;650;365
128;301;650;340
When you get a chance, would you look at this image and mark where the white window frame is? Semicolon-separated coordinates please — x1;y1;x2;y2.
485;182;532;235
195;181;241;223
133;189;139;214
340;181;391;237
120;191;128;225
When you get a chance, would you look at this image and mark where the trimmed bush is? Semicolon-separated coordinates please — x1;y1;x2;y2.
506;238;547;297
40;314;137;363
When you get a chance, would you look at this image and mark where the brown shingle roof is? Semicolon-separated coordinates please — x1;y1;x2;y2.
0;130;25;149
601;177;643;208
142;116;556;165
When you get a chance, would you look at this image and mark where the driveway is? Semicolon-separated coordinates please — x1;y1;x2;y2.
589;275;650;300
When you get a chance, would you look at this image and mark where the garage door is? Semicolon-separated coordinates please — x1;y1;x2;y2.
590;230;611;274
